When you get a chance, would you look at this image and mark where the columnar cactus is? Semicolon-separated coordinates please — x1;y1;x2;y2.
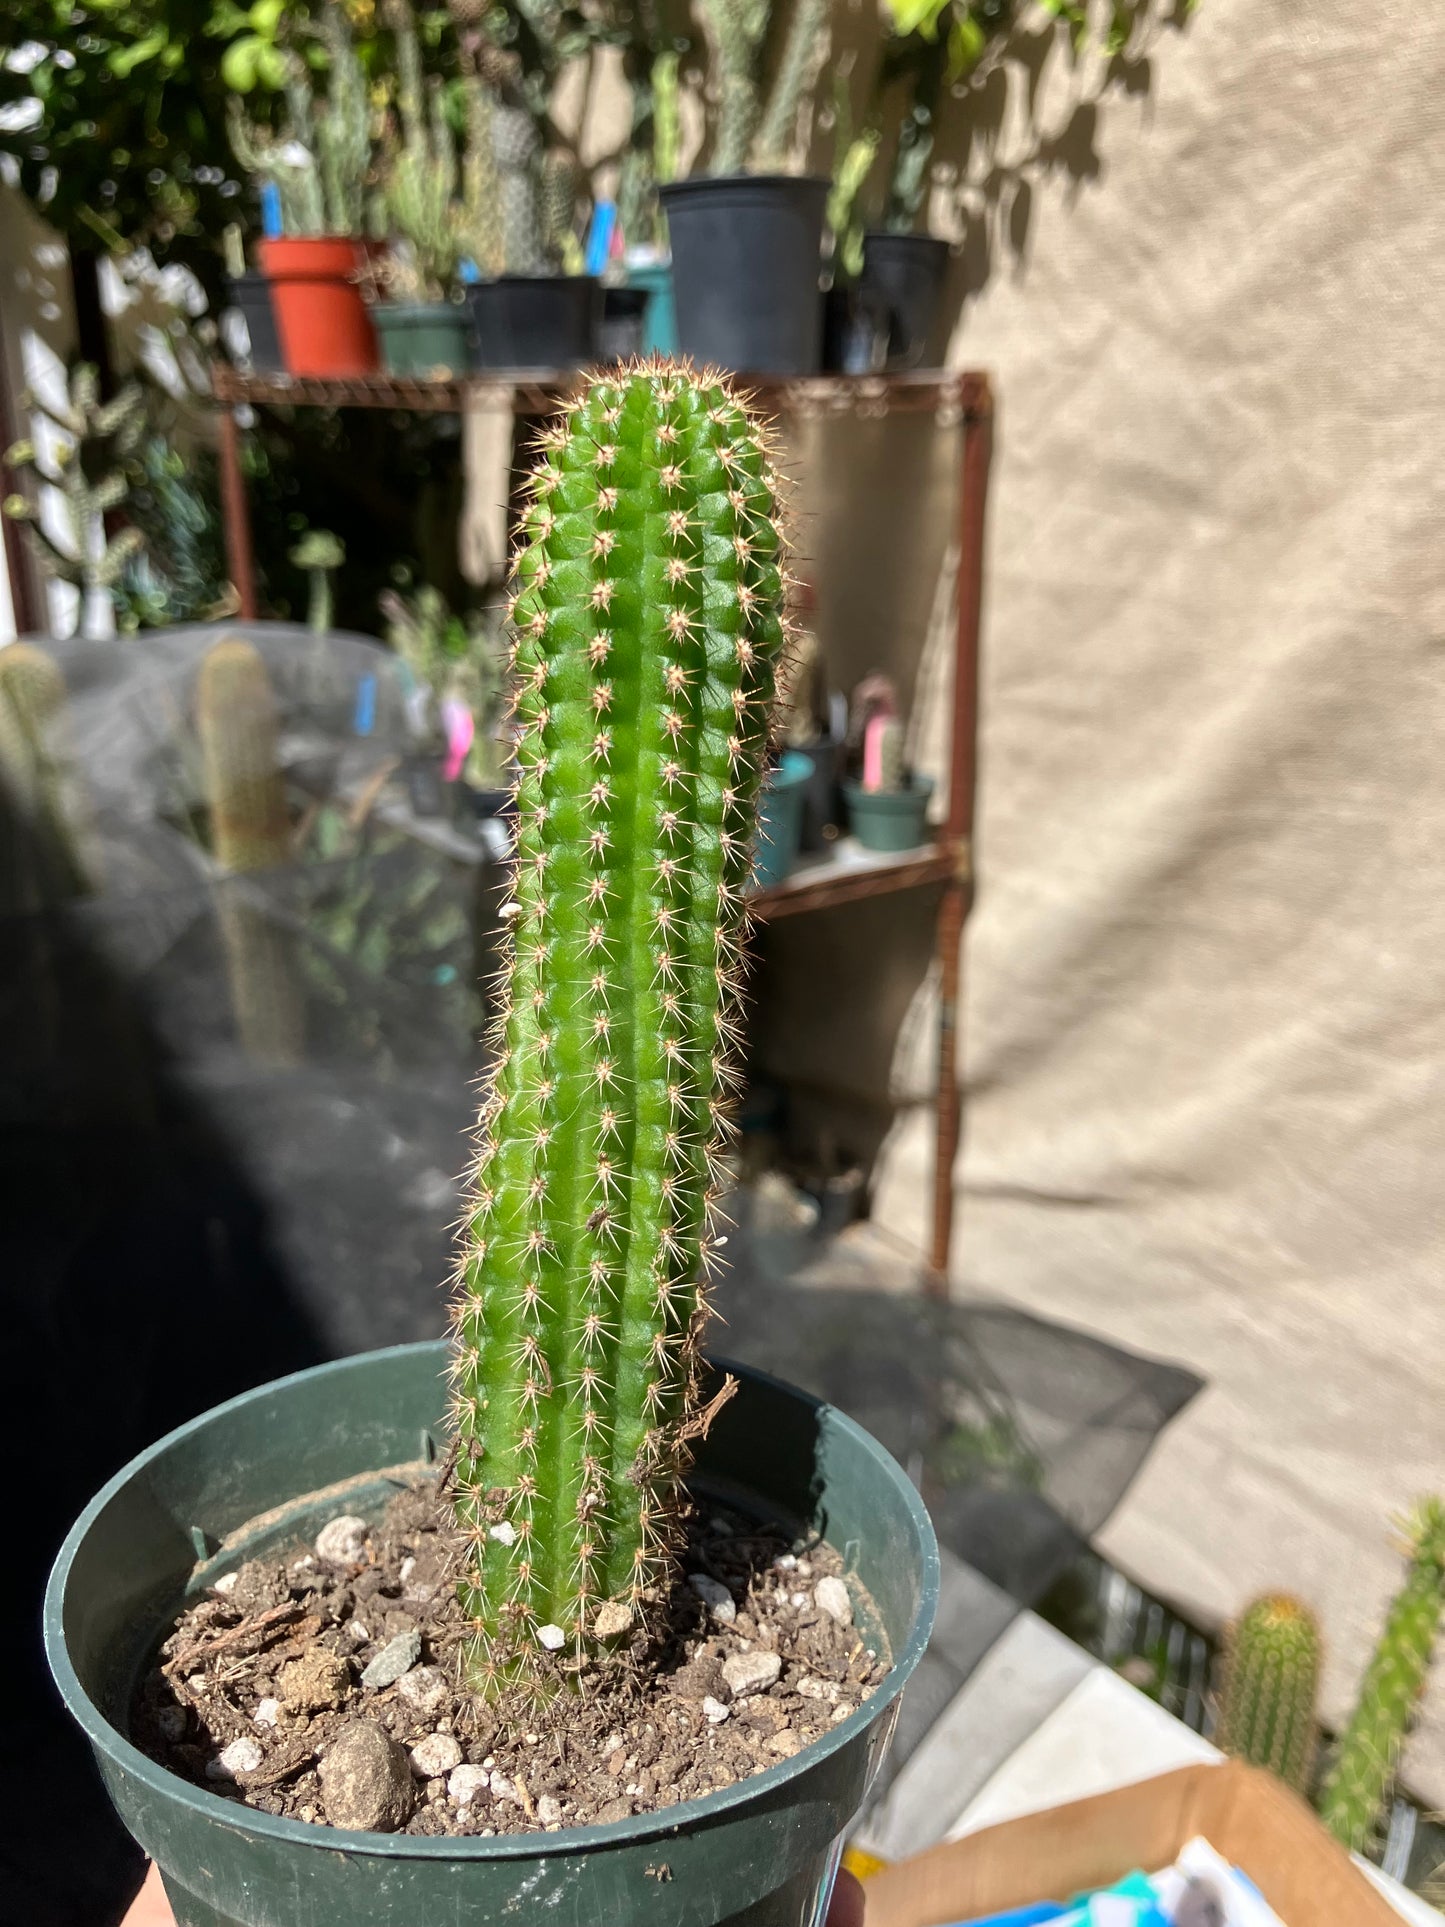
541;150;585;275
701;0;829;176
1319;1499;1445;1851
448;363;788;1690
197;639;292;876
1216;1594;1322;1794
493;106;545;275
382;0;462;300
752;0;829;170
0;643;88;914
228;5;373;237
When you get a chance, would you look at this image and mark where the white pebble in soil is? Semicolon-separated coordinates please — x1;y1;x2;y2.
797;1676;839;1702
813;1576;852;1626
687;1574;737;1623
206;1736;263;1781
773;1553;798;1572
592;1599;633;1638
448;1764;490;1806
488;1521;517;1546
410;1733;463;1779
722;1651;782;1697
315;1515;369;1565
489;1771;515;1801
213;1572;239;1596
536;1794;563;1827
253;1697;281;1728
535;1623;566;1651
702;1696;730;1725
791;1591;810;1610
360;1630;421;1690
396;1665;448;1717
398;1557;416;1586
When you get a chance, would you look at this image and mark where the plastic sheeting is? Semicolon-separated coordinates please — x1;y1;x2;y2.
868;0;1445;1807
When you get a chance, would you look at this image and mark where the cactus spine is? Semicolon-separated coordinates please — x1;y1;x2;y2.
1319;1499;1445;1851
448;364;788;1690
198;638;304;1068
1216;1594;1322;1794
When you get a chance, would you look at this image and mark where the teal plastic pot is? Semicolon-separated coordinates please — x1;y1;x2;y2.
372;302;470;376
753;750;812;890
46;1341;937;1927
629;258;679;357
844;774;936;854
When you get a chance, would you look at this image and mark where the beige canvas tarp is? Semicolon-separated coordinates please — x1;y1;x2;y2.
858;1;1445;1805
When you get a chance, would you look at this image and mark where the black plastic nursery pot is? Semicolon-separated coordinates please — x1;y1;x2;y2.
661;177;829;376
858;233;950;371
226;271;285;374
465;276;601;370
46;1340;938;1927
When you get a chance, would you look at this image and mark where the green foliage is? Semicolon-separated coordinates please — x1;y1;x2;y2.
114;434;235;632
381;583;510;788
1217;1594;1322;1795
2;365;147;639
449;365;788;1689
1319;1501;1445;1853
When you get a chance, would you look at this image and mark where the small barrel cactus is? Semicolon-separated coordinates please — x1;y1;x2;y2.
448;362;788;1691
1319;1499;1445;1851
1216;1593;1322;1794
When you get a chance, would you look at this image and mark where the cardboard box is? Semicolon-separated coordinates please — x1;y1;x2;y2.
863;1761;1399;1927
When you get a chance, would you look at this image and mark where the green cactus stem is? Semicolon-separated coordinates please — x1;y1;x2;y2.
752;0;829;171
289;530;344;633
448;363;789;1692
701;0;768;175
458;73;505;279
542;150;585;276
493;105;545;275
228;7;373;237
1319;1500;1445;1851
197;638;304;1068
381;0;462;300
1216;1594;1322;1794
0;643;89;914
3;365;146;640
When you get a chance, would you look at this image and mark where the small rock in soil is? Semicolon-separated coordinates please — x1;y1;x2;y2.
702;1696;730;1725
592;1599;633;1638
687;1574;736;1623
213;1571;239;1596
395;1665;448;1717
277;1648;350;1713
667;1656;724;1702
813;1576;852;1626
766;1732;803;1760
360;1630;421;1689
155;1707;188;1742
535;1623;566;1651
207;1737;264;1781
253;1698;281;1728
536;1794;563;1827
318;1722;414;1832
315;1516;369;1566
448;1764;489;1806
410;1733;463;1779
722;1651;781;1697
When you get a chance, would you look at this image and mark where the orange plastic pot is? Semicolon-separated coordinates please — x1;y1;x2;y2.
258;237;379;378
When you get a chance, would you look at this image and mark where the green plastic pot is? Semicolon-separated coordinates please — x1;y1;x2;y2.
372;302;471;376
753;750;812;890
46;1341;937;1927
844;775;936;854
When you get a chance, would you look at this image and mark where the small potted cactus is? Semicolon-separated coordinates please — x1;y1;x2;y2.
381;582;512;817
660;0;832;373
45;364;938;1927
843;673;934;851
229;7;381;378
368;0;475;376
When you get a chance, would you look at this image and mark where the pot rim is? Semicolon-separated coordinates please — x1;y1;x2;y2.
45;1340;938;1863
660;174;830;199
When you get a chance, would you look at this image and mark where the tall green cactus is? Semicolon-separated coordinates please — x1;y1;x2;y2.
1216;1594;1322;1795
198;638;305;1068
0;643;89;915
448;363;788;1690
381;0;463;299
3;365;145;639
1319;1500;1445;1851
492;105;545;274
700;0;829;176
228;6;373;237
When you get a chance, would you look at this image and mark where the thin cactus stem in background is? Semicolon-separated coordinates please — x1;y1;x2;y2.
458;73;505;279
0;643;89;914
290;531;344;634
197;637;305;1068
447;362;790;1692
752;0;828;170
1216;1593;1322;1795
701;0;768;175
2;365;146;640
228;6;372;237
380;0;463;300
492;104;545;275
541;150;585;275
1319;1499;1445;1852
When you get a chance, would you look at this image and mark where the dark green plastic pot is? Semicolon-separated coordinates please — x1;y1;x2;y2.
372;302;471;376
844;775;936;854
46;1341;937;1927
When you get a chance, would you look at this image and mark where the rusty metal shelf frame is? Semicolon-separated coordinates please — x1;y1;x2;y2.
210;361;992;1289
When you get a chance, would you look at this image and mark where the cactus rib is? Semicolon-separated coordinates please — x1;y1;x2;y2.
448;364;789;1691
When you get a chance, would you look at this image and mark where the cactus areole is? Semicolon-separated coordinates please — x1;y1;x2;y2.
448;363;788;1691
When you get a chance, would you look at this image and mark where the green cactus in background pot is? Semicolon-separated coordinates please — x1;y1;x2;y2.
0;643;90;914
448;362;789;1691
1319;1499;1445;1851
1216;1593;1322;1794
